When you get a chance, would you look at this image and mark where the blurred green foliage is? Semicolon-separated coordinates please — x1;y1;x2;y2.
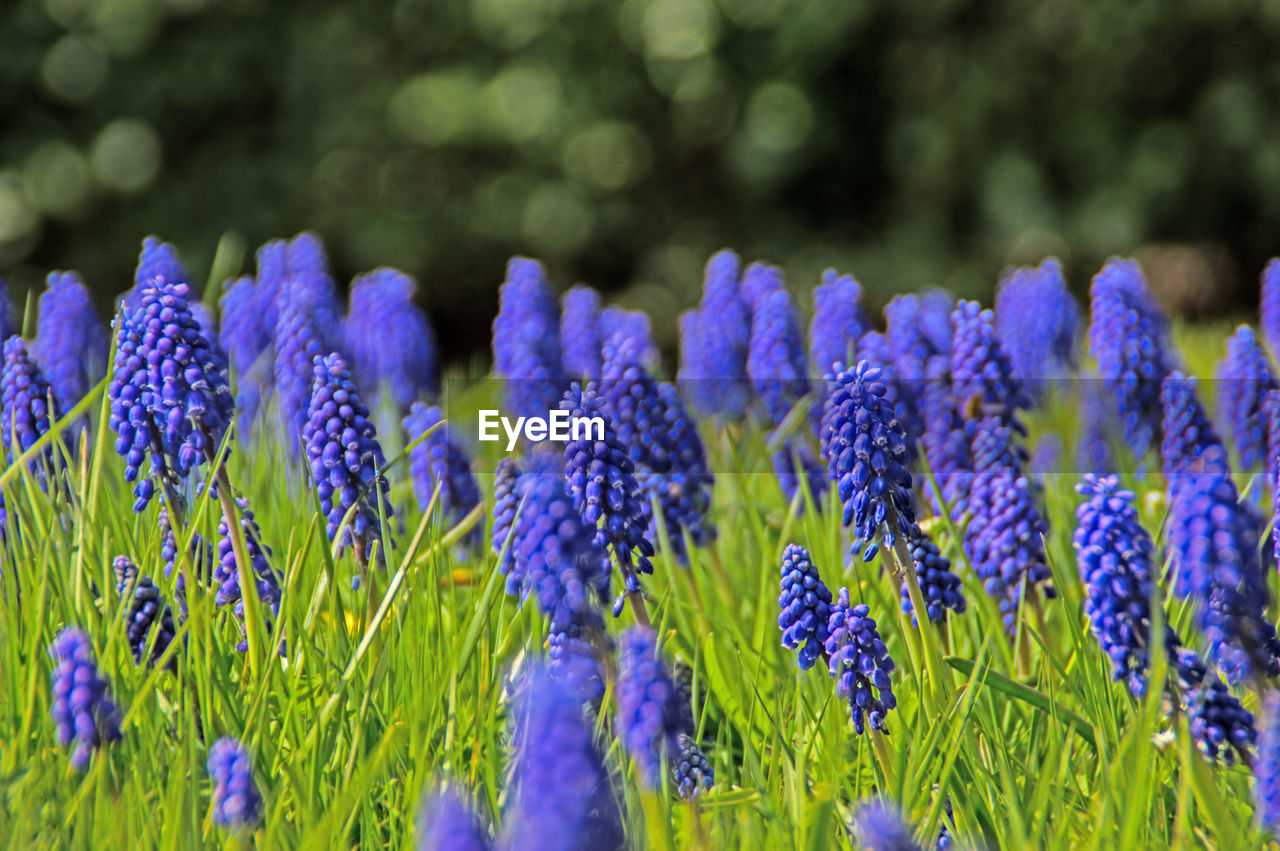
4;0;1280;356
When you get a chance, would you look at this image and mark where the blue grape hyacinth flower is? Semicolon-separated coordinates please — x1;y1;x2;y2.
951;299;1031;428
502;664;624;851
600;338;714;560
404;403;482;541
616;627;692;787
770;438;827;507
825;589;896;734
1215;325;1276;470
303;352;394;564
1256;692;1280;832
901;527;966;626
34;270;108;414
681;249;752;418
777;543;833;670
1262;258;1280;359
0;278;13;341
207;737;263;832
344;267;440;412
919;355;971;517
857;330;920;462
2;336;61;487
213;493;284;652
491;256;565;424
1167;446;1280;685
114;556;176;668
49;628;122;771
809;268;871;379
418;789;491;851
747;281;810;428
820;360;917;562
672;733;714;801
1179;648;1257;764
1160;372;1228;480
107;278;234;512
994;258;1079;399
560;284;602;380
491;457;522;574
560;382;654;613
1088;257;1177;459
126;236;187;312
852;800;923;851
599;306;658;370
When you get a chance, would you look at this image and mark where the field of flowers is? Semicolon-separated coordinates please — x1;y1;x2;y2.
1;233;1279;849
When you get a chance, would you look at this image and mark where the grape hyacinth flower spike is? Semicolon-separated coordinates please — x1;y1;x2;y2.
213;493;284;652
682;248;751;418
746;272;810;428
809;268;870;379
49;628;122;770
404;402;482;543
994;257;1079;399
616;627;694;787
491;457;522;575
114;556;177;668
1256;692;1280;832
502;665;623;850
560;381;655;620
2;336;62;488
560;284;602;379
303;351;394;567
343;267;440;411
1216;325;1276;469
777;543;833;670
418;790;491;851
34;270;108;414
851;800;923;851
820;360;916;562
673;733;714;800
1263;258;1280;359
951;298;1031;428
207;738;263;832
107;277;234;513
491;256;565;423
825;589;896;734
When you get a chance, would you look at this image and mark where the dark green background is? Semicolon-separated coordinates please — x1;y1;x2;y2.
3;0;1279;360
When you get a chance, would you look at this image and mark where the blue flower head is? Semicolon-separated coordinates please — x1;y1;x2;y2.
207;737;263;832
127;236;187;312
213;493;284;652
35;270;108;413
344;267;439;411
994;258;1079;398
600;339;714;560
2;336;61;486
1167;445;1280;685
825;589;896;734
418;790;490;851
303;352;394;564
108;278;234;512
599;306;657;370
404;403;481;540
114;556;176;668
560;285;602;379
884;288;955;381
275;235;345;455
219;275;271;377
560;381;655;612
820;361;916;562
951;299;1031;426
682;249;751;418
1180;649;1256;764
1215;325;1275;469
491;457;522;574
1088;258;1177;458
809;268;870;379
1079;374;1115;475
1160;372;1228;480
747;280;810;428
852;800;923;851
902;526;966;626
1262;258;1280;358
503;664;623;850
770;438;827;507
492;256;564;423
857;330;920;462
0;278;13;340
777;543;833;670
1255;692;1280;832
616;627;692;786
919;355;971;517
673;734;714;800
49;628;121;771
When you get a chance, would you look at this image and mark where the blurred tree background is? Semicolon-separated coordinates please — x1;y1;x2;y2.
3;0;1280;360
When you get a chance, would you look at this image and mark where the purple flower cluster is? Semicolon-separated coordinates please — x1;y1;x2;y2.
747;277;810;427
207;737;263;832
616;627;692;786
1088;258;1177;459
1179;649;1256;763
994;258;1079;398
344;267;439;411
491;457;521;574
820;361;916;562
1256;693;1280;831
35;270;108;413
1215;325;1275;469
809;268;870;379
1;336;60;486
560;285;603;379
214;494;284;651
418;790;491;851
950;299;1031;427
303;352;394;563
114;556;176;667
672;733;714;800
599;306;657;370
491;257;564;423
403;403;481;538
852;800;923;851
919;356;970;516
49;628;121;770
679;249;752;418
108;278;234;512
503;665;623;850
560;382;654;612
1263;258;1280;358
127;236;187;311
777;543;832;670
1160;372;1227;480
902;527;966;626
825;589;896;734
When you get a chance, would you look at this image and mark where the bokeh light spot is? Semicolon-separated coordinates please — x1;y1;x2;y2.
745;82;813;153
23;142;92;219
91;119;162;193
521;183;593;255
563;121;652;191
642;0;719;60
484;63;563;144
41;34;109;102
388;70;482;146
